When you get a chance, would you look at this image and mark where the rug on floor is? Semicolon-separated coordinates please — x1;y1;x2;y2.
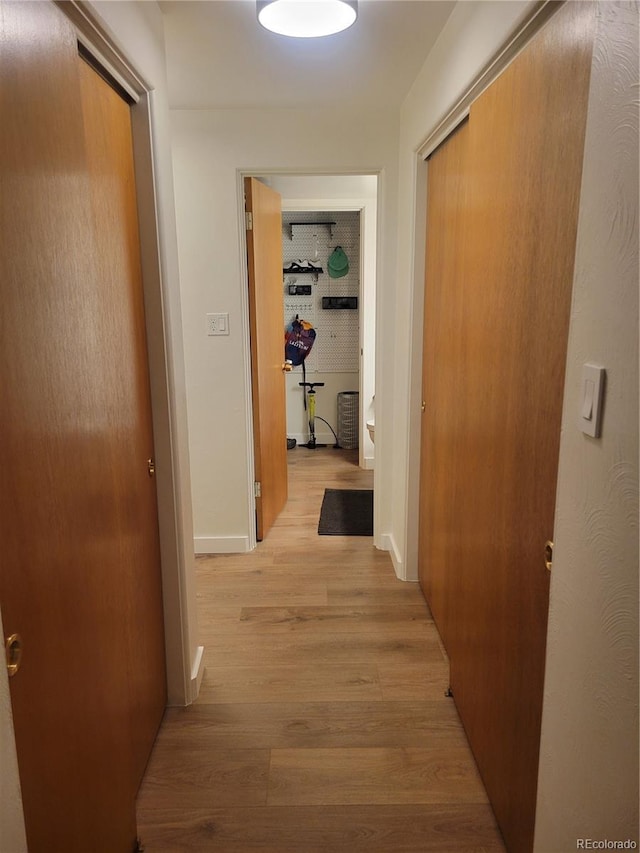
318;488;373;536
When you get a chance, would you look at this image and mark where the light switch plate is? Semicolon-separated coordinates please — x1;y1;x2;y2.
207;313;229;336
579;363;605;437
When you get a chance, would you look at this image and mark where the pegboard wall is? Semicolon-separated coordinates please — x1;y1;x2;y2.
283;211;360;373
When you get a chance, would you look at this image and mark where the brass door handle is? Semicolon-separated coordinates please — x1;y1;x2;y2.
148;458;155;477
421;401;426;412
5;633;23;677
282;362;293;373
544;540;554;571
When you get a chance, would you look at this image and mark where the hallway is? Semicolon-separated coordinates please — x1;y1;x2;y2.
136;449;505;851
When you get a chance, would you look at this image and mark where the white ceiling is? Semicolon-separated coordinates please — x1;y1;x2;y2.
159;1;456;110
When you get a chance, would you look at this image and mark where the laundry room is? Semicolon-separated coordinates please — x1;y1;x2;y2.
282;210;363;454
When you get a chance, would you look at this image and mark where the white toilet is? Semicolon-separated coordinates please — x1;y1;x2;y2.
366;396;375;443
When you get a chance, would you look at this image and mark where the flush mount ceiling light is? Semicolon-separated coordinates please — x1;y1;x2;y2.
257;0;357;38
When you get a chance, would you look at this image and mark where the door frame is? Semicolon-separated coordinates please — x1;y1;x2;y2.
237;171;380;549
53;1;198;704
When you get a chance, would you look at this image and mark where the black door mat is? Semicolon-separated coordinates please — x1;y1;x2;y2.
318;489;373;536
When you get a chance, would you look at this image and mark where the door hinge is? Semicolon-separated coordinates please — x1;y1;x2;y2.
254;481;261;498
245;211;253;231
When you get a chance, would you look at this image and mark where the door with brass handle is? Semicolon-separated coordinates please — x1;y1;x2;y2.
5;633;23;677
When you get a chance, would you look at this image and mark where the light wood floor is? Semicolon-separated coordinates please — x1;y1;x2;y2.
136;448;505;852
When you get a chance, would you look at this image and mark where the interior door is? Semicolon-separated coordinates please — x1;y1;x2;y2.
77;53;167;792
418;4;595;852
418;119;469;656
0;3;166;850
245;177;288;541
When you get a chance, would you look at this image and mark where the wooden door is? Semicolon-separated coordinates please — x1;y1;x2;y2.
418;4;595;852
245;177;288;541
0;3;166;850
418;119;469;655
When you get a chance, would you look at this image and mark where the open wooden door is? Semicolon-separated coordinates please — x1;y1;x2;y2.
245;177;288;541
0;3;166;849
418;4;595;852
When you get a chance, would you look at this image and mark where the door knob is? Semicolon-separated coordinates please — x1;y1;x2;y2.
282;362;293;372
421;401;426;412
544;540;554;571
147;458;155;477
5;633;23;677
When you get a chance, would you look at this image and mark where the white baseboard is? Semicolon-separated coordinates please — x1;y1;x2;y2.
194;536;251;555
362;455;374;470
189;644;205;703
380;532;409;581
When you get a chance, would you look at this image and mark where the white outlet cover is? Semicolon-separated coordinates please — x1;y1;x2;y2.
207;312;229;336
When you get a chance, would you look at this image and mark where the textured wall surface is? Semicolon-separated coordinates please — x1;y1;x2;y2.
534;3;639;849
283;212;361;375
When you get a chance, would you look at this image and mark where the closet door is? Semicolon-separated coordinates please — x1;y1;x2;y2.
0;3;166;849
418;4;595;851
418;119;469;656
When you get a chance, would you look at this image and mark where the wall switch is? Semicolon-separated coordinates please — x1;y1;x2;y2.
207;313;229;336
579;364;605;437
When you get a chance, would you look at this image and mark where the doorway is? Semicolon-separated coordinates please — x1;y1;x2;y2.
282;211;361;451
244;173;379;543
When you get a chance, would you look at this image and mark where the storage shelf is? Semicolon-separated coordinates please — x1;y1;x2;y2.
322;296;358;309
288;221;336;240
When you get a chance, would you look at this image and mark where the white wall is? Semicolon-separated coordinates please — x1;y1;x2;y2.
271;174;378;201
169;108;398;553
534;3;639;848
285;372;358;443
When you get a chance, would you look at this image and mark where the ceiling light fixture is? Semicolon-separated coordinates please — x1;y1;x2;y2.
257;0;357;38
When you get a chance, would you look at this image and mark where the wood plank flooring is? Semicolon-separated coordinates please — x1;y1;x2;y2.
136;448;505;851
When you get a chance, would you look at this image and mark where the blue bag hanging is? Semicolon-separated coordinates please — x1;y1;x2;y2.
284;316;316;400
284;316;316;367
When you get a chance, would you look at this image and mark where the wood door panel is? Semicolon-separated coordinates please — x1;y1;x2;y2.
418;4;595;852
0;3;165;849
453;8;595;851
245;177;288;540
418;119;470;655
78;56;166;791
